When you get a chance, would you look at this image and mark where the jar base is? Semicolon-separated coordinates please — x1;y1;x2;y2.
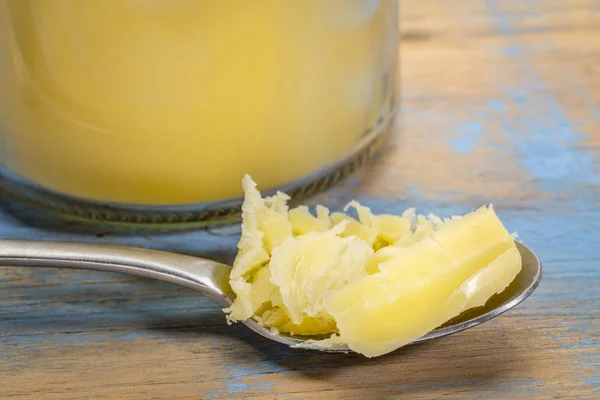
1;120;392;233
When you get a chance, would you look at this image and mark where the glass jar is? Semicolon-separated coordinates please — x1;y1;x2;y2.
0;0;399;231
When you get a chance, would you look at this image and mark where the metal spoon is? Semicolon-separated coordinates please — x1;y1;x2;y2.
0;239;542;353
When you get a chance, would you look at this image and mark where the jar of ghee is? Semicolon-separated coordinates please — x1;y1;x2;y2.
0;0;399;230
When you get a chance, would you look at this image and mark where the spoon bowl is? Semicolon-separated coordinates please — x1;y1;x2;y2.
0;240;542;353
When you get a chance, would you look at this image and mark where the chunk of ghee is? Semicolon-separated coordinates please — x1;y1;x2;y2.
225;176;522;357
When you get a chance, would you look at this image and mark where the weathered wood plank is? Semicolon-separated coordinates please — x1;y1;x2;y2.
1;0;599;398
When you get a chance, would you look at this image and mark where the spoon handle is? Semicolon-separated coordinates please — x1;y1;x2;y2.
0;239;233;307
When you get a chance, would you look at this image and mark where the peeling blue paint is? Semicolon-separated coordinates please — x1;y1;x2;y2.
449;121;484;155
586;378;600;392
485;0;599;194
204;361;280;398
562;338;596;350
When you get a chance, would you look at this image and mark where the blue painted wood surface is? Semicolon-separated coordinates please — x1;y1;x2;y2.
1;1;599;398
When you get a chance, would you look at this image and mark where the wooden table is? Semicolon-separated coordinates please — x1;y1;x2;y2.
2;1;599;398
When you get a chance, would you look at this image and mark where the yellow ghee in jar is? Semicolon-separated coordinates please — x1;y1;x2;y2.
0;0;398;205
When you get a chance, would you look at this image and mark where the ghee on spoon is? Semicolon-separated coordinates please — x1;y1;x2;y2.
0;239;541;353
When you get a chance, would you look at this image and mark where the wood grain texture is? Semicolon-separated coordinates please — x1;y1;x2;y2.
1;0;599;398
